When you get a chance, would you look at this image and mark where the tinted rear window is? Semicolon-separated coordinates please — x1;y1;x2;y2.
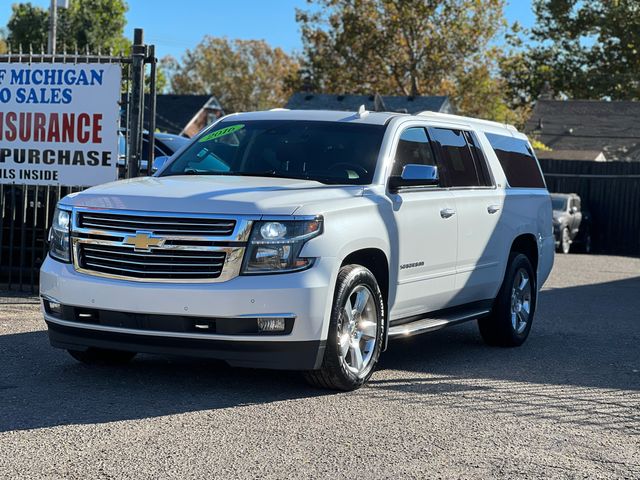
485;133;546;188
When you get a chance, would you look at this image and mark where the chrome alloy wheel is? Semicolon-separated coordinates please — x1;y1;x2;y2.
511;268;532;334
338;285;378;377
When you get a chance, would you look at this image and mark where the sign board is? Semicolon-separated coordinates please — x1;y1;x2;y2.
0;63;121;186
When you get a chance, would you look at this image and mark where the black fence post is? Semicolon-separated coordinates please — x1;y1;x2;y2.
127;28;146;179
147;44;157;176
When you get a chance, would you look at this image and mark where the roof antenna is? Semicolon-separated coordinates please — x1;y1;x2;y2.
356;104;369;118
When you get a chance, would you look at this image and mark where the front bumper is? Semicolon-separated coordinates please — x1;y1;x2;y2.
46;319;325;370
40;255;339;370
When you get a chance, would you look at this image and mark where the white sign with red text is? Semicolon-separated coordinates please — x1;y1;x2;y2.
0;62;121;186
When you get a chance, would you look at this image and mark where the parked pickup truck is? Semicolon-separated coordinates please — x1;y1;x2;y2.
41;108;555;390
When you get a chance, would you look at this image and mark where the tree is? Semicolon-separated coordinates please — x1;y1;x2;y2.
296;0;520;122
5;0;128;53
0;28;8;54
169;37;300;113
6;3;48;51
503;0;640;103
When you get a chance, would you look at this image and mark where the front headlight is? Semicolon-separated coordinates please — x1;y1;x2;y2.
241;218;322;274
48;207;71;263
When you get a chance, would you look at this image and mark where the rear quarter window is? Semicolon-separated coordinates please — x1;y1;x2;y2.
485;133;546;188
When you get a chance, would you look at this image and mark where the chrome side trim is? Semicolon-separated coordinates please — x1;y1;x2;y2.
44;314;296;341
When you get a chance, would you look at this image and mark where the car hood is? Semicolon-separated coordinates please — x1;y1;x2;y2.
60;175;364;216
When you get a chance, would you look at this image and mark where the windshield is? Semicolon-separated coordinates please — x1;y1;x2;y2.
159;135;190;153
160;120;385;185
551;196;567;211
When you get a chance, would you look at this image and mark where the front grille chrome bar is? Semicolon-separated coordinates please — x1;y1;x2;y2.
70;208;253;283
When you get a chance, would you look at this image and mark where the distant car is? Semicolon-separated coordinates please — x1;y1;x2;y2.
551;193;592;254
117;131;190;176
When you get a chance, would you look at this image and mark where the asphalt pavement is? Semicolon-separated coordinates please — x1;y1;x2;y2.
0;254;638;479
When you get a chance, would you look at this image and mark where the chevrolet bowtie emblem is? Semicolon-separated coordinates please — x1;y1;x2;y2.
123;232;166;251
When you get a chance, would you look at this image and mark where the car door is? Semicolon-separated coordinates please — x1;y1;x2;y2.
428;127;506;305
388;126;459;320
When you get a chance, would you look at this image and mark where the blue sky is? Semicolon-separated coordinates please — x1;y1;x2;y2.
1;0;535;59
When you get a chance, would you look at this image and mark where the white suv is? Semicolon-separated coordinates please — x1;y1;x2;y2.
41;108;554;390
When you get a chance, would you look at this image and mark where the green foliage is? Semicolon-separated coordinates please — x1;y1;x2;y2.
169;37;301;113
503;0;640;102
6;0;128;53
296;0;520;123
6;3;48;51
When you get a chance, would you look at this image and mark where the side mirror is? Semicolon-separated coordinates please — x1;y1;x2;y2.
388;164;439;193
570;205;578;214
152;156;170;174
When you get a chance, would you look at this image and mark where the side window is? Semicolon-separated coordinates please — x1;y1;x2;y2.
428;128;484;187
485;133;546;188
465;131;493;187
391;127;437;176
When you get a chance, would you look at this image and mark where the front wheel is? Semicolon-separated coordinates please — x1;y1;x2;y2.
304;265;385;391
558;227;571;254
478;252;536;347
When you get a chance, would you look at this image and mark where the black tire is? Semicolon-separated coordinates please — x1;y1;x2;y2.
68;348;137;365
304;265;385;391
580;230;592;254
478;252;536;347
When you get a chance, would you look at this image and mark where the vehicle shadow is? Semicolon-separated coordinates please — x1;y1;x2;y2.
0;330;330;433
1;275;638;433
371;275;640;434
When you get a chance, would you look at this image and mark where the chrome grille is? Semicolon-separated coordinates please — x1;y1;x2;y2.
78;244;227;280
78;211;236;236
71;209;250;283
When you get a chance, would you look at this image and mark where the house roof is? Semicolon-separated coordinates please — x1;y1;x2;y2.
153;94;223;134
285;93;453;114
120;94;223;135
524;100;640;161
535;149;607;162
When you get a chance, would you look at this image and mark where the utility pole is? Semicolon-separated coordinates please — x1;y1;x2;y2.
47;0;57;55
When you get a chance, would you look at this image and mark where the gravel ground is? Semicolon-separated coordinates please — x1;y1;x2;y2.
0;254;638;479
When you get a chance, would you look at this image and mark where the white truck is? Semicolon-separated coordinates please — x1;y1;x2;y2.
40;108;554;390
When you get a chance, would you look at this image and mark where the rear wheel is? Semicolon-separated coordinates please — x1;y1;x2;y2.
304;265;384;391
478;252;536;347
68;348;137;365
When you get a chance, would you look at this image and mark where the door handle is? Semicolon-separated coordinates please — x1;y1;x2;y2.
487;204;501;214
440;208;456;219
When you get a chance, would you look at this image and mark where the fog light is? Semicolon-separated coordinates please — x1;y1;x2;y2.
257;317;286;332
46;300;62;316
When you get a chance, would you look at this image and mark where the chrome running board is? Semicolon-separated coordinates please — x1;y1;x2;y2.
388;308;491;338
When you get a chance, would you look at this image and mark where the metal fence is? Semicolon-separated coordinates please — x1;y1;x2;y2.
0;29;156;292
540;159;640;257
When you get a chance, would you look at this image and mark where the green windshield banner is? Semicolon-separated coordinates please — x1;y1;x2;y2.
198;124;245;142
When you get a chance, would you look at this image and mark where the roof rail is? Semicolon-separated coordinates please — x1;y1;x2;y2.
416;110;517;131
269;108;289;111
